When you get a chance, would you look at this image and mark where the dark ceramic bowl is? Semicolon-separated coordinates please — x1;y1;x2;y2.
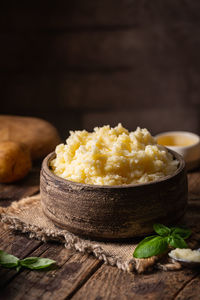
40;150;188;240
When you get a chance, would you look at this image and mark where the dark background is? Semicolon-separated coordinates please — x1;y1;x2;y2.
1;1;200;140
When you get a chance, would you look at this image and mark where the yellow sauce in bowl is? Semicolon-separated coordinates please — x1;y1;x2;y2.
157;135;197;147
156;131;200;171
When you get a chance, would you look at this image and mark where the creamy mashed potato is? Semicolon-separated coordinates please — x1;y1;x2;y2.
50;124;178;185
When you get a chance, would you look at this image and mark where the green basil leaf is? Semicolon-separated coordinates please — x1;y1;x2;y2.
153;224;171;236
133;235;158;249
16;265;21;272
133;236;168;258
135;235;158;245
20;257;38;264
133;236;157;258
171;227;191;239
20;257;56;270
167;235;188;248
0;250;19;268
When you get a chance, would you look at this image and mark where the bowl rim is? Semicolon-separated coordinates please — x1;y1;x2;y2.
155;131;200;149
42;148;185;190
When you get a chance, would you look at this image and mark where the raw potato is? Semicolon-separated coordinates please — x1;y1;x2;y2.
0;115;61;160
0;141;32;183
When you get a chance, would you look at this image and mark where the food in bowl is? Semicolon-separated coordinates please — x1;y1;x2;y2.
156;131;200;170
41;148;187;239
169;248;200;263
50;124;178;186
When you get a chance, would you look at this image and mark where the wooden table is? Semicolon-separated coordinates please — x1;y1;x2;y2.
0;164;200;300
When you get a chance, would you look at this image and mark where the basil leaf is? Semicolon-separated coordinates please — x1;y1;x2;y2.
20;257;56;270
135;235;158;245
171;227;191;239
16;265;21;272
0;250;19;268
167;235;188;248
133;236;157;258
20;257;38;264
153;224;171;236
133;236;168;258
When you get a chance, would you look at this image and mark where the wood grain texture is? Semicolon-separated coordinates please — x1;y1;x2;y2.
0;0;200;297
1;1;200;134
73;263;199;300
0;227;43;288
0;26;189;71
0;155;200;299
0;163;40;207
174;275;200;300
1;0;200;30
0;70;188;110
40;150;188;239
0;1;141;30
82;108;200;135
2;243;102;300
188;172;200;198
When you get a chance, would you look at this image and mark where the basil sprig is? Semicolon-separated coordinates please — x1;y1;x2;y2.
133;224;191;259
0;250;56;271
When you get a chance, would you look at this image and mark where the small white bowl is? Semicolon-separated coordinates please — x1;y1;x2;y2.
155;131;200;171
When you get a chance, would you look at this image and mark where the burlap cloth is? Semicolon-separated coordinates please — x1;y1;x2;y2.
0;194;200;273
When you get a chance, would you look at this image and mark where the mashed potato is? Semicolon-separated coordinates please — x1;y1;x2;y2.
50;124;178;185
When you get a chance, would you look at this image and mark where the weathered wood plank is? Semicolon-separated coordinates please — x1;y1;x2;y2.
0;227;43;288
0;225;12;239
1;21;200;73
0;164;42;287
0;1;141;30
72;171;200;299
1;24;193;71
0;30;148;70
0;164;40;207
1;1;200;129
174;275;200;300
2;245;102;300
0;143;199;300
1;0;200;30
82;108;199;135
72;263;199;300
0;70;189;111
0;0;200;138
188;171;200;198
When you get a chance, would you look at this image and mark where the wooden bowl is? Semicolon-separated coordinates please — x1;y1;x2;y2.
40;150;188;240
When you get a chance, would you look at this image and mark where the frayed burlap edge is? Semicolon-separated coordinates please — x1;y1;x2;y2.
0;195;183;274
